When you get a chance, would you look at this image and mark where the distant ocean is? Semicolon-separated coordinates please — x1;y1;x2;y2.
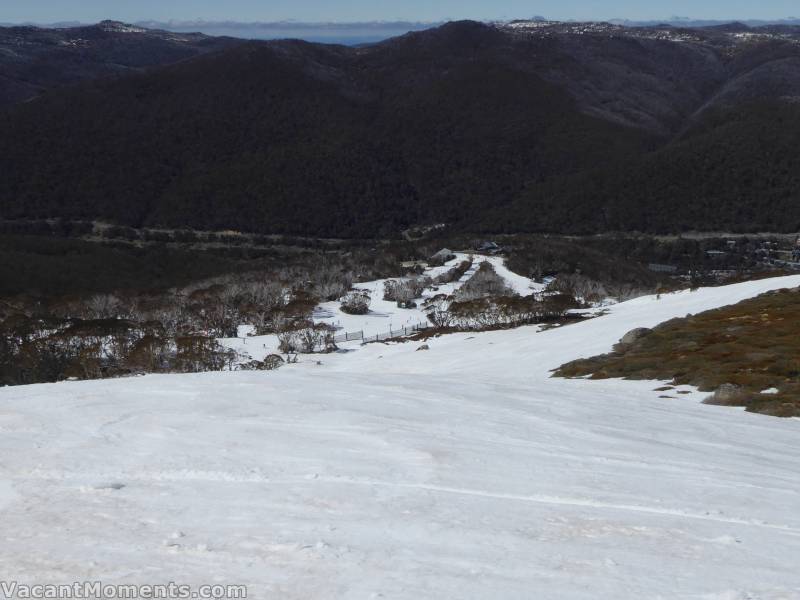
155;24;440;45
206;33;401;46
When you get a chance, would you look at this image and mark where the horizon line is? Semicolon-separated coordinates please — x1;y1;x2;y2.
3;16;800;27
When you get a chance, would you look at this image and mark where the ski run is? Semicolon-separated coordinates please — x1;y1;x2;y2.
1;272;800;599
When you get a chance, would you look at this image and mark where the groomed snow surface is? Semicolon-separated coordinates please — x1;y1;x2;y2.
2;275;800;599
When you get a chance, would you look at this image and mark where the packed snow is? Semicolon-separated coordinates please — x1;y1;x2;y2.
1;275;800;598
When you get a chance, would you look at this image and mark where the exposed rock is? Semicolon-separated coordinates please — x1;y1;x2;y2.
620;327;652;346
704;383;750;406
416;344;430;351
613;327;653;352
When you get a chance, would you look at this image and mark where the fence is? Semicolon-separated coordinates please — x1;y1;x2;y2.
332;330;366;343
332;321;430;344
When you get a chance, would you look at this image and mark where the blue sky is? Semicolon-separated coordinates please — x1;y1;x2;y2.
4;0;798;24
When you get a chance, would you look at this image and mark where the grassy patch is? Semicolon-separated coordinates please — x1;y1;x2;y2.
553;288;800;417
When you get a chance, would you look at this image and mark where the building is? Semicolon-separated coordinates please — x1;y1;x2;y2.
400;260;428;270
475;241;501;254
648;263;678;274
430;248;456;264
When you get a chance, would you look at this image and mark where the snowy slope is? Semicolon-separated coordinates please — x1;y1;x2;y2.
480;255;542;296
1;276;800;599
223;253;540;360
311;253;541;338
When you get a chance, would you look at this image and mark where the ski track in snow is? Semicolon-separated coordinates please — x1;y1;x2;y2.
15;471;800;534
1;274;800;598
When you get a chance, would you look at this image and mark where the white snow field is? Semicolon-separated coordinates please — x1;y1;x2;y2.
2;275;800;599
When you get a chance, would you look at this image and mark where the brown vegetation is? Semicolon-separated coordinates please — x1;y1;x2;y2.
554;288;800;417
454;262;514;302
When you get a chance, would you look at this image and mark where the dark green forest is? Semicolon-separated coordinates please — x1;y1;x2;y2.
1;21;799;237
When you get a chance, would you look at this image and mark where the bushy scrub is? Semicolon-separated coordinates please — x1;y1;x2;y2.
554;288;800;417
445;293;578;330
432;259;472;286
340;291;371;315
277;323;336;354
454;262;514;301
383;276;431;304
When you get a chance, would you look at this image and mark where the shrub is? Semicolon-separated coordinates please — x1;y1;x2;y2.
424;296;454;328
383;276;431;303
277;329;299;354
433;259;472;286
454;262;514;301
278;324;336;354
539;292;580;319
340;291;371;315
446;293;572;330
240;354;285;371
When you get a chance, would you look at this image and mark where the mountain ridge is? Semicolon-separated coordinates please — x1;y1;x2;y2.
0;20;242;107
1;20;799;236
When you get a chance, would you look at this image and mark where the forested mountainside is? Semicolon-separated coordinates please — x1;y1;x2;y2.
0;20;241;107
1;20;799;237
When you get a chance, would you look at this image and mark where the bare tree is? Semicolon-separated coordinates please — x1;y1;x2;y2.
87;294;122;319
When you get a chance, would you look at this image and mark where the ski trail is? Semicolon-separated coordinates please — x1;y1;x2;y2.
21;468;800;536
316;477;800;535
